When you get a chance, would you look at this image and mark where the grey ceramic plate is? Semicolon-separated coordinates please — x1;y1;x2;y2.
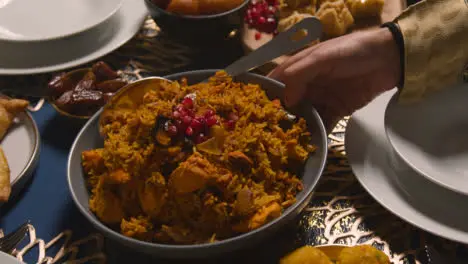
347;89;468;244
385;84;468;195
68;70;328;258
0;0;123;42
0;0;147;75
2;110;40;203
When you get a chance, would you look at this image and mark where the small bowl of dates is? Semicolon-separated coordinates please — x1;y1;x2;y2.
48;61;128;119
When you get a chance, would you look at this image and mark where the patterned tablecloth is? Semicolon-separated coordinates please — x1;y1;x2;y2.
0;18;467;264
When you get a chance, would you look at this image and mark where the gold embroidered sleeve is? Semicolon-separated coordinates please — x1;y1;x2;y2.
394;0;468;103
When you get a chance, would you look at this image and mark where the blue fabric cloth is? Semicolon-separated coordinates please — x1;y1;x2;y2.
0;104;94;261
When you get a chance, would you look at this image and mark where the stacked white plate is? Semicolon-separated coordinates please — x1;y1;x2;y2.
346;83;468;244
0;0;148;75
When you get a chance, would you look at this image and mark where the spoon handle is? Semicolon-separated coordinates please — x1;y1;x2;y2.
224;17;322;77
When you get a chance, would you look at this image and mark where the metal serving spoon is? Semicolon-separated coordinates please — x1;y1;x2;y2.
225;17;322;77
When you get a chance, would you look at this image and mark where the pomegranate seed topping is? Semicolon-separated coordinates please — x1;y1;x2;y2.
206;116;218;127
245;0;278;36
167;125;178;137
183;109;192;117
225;120;236;130
185;126;194;136
204;109;215;117
255;32;261;40
182;115;192;125
197;116;206;124
194;133;207;144
182;109;193;118
175;105;184;112
175;119;186;131
258;16;266;24
191;119;204;132
182;97;193;108
250;7;259;17
228;112;239;121
172;111;181;119
262;17;276;33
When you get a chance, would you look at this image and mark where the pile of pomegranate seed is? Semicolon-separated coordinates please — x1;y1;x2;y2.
165;95;219;144
245;0;279;39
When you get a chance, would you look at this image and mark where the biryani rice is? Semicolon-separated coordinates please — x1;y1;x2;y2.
82;71;317;244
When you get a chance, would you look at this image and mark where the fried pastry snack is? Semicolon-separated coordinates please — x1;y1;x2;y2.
0;98;29;140
345;0;384;19
316;0;354;37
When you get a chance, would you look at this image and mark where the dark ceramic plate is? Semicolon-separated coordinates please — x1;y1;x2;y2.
67;70;328;259
144;0;250;44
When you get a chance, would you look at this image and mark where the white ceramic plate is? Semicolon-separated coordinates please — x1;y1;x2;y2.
346;89;468;244
0;0;148;75
0;0;123;41
1;109;40;203
0;252;23;264
385;84;468;195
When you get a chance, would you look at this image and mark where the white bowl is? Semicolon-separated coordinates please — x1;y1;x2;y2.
385;83;468;195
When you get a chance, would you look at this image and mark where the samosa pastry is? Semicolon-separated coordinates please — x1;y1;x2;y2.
0;98;29;141
316;0;354;37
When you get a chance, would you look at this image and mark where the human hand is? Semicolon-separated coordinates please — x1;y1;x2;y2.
268;28;401;132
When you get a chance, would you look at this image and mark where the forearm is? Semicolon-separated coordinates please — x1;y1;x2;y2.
395;0;468;103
